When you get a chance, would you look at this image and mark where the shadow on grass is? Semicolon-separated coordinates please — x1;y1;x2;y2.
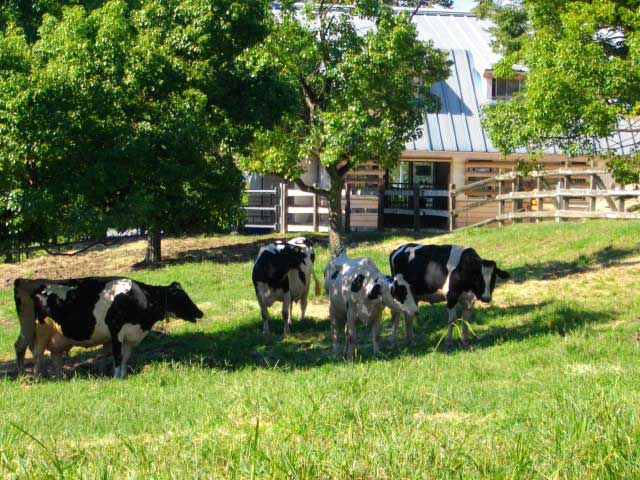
507;244;640;284
0;298;615;380
134;234;329;270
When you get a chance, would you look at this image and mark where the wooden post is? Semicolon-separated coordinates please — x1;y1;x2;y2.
618;196;625;213
589;159;596;212
535;176;543;223
413;183;420;232
345;184;351;233
448;184;456;232
497;169;504;227
312;192;319;232
511;170;518;223
377;184;385;232
280;183;288;234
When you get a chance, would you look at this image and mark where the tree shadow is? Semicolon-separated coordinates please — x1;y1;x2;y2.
0;297;617;380
506;244;640;284
133;234;329;270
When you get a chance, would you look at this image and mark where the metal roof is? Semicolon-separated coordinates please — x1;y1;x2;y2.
406;11;638;156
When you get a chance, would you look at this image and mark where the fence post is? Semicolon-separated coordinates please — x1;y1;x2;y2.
556;180;564;223
413;183;420;232
448;184;456;232
280;183;288;234
589;159;596;212
377;185;385;231
536;176;543;222
511;170;518;223
345;184;351;233
312;192;319;232
618;196;626;213
497;169;504;226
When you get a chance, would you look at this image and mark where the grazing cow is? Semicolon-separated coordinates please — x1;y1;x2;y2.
324;253;418;359
389;244;509;347
252;237;320;336
14;277;203;379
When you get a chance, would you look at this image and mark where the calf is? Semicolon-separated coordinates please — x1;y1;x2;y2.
252;237;319;335
14;277;203;379
389;244;509;347
324;253;418;359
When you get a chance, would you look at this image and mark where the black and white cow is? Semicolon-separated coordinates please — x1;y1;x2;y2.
324;253;418;359
13;277;203;379
252;237;320;336
389;244;509;347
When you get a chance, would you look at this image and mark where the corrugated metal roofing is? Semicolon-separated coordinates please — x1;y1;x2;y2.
407;11;637;156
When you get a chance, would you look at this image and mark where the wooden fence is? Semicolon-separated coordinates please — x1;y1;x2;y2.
449;167;640;231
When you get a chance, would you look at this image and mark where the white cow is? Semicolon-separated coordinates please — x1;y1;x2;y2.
324;253;418;359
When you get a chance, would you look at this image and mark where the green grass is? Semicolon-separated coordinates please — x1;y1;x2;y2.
1;220;640;478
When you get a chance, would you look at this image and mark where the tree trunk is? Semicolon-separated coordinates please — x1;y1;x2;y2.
326;179;346;257
145;228;162;264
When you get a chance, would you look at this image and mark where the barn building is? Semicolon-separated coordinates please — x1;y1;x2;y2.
245;9;639;233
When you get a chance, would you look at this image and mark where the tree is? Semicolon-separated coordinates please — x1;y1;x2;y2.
476;0;640;182
239;0;451;256
0;0;288;262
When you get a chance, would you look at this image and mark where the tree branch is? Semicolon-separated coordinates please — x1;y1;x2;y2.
410;1;425;20
294;178;329;197
337;159;353;177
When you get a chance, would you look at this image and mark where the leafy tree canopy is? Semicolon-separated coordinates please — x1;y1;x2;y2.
0;0;288;260
239;0;451;254
476;0;640;183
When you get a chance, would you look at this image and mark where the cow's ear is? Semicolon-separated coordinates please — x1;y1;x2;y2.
169;282;183;290
496;268;510;279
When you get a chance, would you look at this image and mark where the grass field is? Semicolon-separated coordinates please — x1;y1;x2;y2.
0;220;639;478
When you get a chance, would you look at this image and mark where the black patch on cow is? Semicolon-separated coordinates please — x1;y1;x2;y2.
298;268;306;285
252;245;306;291
367;283;382;300
31;279;104;341
351;274;365;292
391;282;408;303
331;269;339;280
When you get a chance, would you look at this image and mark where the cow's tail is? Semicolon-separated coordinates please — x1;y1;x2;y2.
312;270;321;296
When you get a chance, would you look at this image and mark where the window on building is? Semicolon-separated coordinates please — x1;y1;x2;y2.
491;78;523;100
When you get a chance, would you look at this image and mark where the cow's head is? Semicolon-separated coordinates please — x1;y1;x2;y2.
474;260;510;303
166;282;204;322
378;274;418;316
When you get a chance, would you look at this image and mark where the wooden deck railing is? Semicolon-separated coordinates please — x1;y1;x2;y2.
449;167;640;231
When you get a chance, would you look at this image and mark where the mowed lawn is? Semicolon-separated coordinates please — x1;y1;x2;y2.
1;220;640;478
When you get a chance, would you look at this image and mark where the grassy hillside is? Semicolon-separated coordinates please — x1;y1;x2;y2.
0;220;639;478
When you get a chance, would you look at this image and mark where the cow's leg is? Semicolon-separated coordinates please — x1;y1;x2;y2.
299;289;309;322
256;290;270;335
371;311;383;356
118;342;134;379
14;289;36;375
111;339;123;378
461;307;473;348
391;310;401;348
99;342;112;375
32;322;53;378
330;306;341;356
445;306;458;346
405;311;416;346
346;303;357;360
282;291;292;337
14;335;28;375
51;352;64;380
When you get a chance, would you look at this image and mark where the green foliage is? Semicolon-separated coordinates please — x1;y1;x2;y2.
239;1;450;186
477;0;640;181
0;0;285;251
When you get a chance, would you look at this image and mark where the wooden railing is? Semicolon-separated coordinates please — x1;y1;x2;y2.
449;167;640;231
